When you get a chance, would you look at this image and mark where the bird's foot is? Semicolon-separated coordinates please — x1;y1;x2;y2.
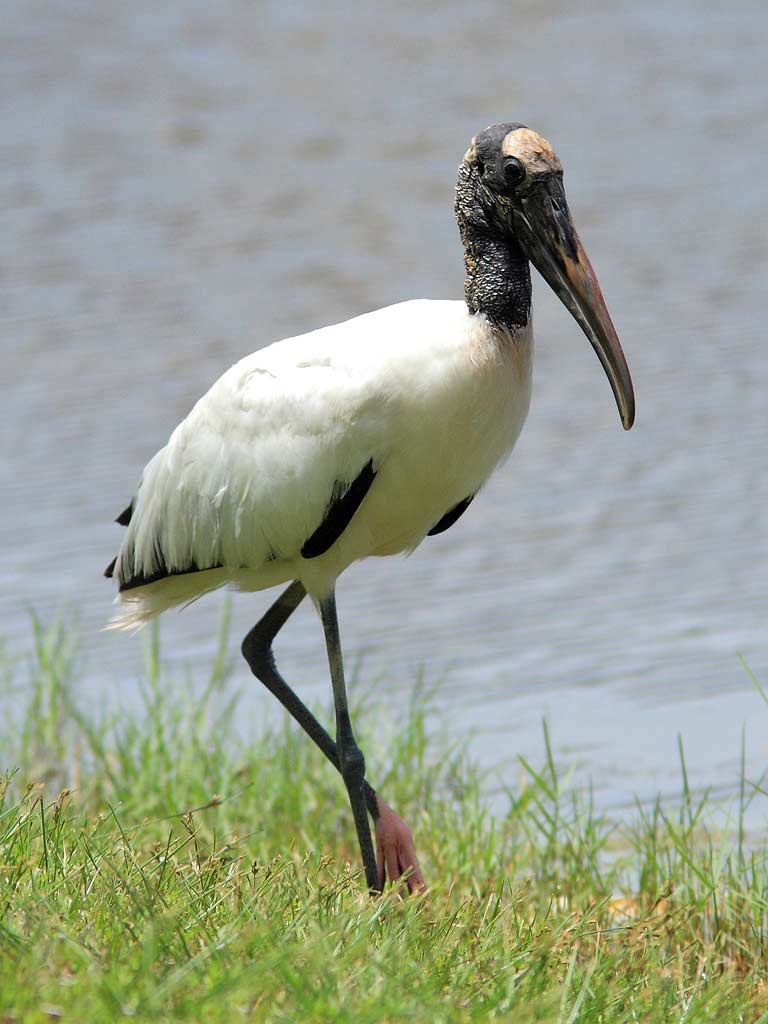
374;796;425;893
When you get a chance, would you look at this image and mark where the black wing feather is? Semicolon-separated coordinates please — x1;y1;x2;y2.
115;501;133;526
118;559;223;592
301;460;376;559
427;495;474;536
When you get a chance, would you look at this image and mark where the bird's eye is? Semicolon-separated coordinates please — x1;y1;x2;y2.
503;157;526;188
476;158;485;177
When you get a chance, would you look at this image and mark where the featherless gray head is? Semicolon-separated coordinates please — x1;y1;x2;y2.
455;123;634;429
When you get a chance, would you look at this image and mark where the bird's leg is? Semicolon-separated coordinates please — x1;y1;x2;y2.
318;588;380;894
241;581;424;892
241;581;377;818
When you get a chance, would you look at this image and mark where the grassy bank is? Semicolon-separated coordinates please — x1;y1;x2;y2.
1;613;768;1022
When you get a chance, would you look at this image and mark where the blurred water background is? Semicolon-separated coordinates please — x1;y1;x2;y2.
2;0;767;820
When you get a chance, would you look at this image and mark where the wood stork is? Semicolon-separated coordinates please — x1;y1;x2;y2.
105;123;635;894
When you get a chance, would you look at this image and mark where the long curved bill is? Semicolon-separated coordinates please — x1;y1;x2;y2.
513;178;635;430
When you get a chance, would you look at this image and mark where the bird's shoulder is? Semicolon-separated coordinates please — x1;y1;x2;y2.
236;298;476;375
190;300;483;429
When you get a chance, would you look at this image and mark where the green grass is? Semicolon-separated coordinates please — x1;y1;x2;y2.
2;609;768;1022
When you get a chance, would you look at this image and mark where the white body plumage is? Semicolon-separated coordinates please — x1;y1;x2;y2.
110;299;533;629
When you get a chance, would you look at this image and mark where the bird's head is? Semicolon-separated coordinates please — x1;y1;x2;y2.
458;123;635;430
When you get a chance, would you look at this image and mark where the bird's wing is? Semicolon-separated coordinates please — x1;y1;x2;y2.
112;301;467;588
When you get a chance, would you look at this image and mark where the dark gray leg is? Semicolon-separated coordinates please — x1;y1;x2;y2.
318;589;380;893
240;581;378;819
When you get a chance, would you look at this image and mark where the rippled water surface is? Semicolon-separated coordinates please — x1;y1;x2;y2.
2;0;767;817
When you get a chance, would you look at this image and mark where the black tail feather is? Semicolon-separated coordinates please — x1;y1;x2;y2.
115;501;133;526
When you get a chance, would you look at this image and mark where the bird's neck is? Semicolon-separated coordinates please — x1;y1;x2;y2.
455;163;531;331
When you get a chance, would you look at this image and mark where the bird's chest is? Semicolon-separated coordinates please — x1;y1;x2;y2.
365;323;533;552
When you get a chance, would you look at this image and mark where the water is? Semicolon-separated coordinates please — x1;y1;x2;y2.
2;0;767;820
